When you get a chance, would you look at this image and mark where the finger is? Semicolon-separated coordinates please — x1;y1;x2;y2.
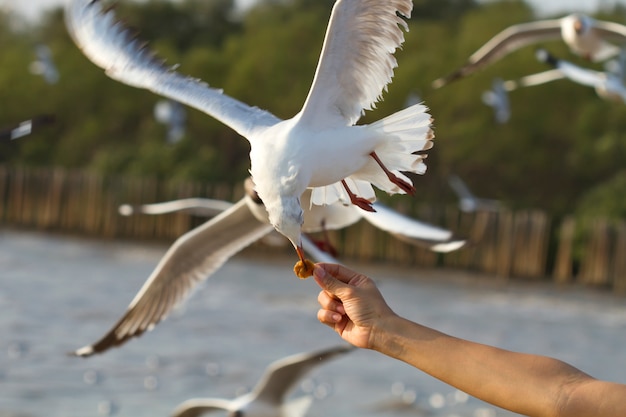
317;308;342;324
317;290;346;314
313;264;353;295
315;263;363;284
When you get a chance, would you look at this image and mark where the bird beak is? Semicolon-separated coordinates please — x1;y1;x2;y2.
295;244;307;263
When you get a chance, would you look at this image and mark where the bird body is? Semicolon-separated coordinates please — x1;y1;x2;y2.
65;0;433;265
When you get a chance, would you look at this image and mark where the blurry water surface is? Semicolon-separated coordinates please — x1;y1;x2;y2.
1;229;626;417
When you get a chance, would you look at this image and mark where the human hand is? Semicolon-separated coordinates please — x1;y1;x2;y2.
313;263;395;349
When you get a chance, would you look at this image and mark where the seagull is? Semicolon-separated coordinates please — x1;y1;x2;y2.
448;175;500;213
432;13;626;89
171;345;354;417
154;99;186;144
0;114;55;141
73;178;464;357
65;0;434;275
535;48;626;104
481;78;511;124
29;44;60;85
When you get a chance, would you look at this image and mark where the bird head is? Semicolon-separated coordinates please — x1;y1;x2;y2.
269;196;305;261
569;13;591;36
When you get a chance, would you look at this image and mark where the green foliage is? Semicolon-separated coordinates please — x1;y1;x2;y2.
0;0;624;223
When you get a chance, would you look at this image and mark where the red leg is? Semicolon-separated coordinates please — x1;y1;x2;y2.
369;151;416;195
341;180;376;212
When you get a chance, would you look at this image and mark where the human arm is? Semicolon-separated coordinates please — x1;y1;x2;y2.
313;263;626;417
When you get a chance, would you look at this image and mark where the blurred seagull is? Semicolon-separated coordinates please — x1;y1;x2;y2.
65;0;434;272
171;345;354;417
433;13;626;89
73;178;464;357
448;175;500;213
481;78;511;124
536;48;626;103
154;99;186;144
0;114;55;141
29;44;60;85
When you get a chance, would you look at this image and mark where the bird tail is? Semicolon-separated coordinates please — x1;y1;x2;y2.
356;103;434;194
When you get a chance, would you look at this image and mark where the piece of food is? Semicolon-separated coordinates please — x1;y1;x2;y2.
294;259;315;279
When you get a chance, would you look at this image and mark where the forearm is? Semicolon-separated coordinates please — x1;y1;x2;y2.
371;315;591;417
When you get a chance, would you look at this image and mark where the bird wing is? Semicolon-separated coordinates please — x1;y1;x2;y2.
503;69;565;91
432;19;562;88
298;0;413;127
73;198;273;357
538;52;605;88
362;202;465;253
557;62;604;88
252;345;354;404
171;398;234;417
300;189;362;232
120;198;235;218
65;0;281;139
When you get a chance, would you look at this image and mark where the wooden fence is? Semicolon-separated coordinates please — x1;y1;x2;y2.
0;165;624;293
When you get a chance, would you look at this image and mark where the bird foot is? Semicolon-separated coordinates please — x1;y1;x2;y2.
369;152;416;196
341;180;376;212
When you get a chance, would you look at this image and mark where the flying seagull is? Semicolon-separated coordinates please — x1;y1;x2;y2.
448;175;500;213
536;48;626;104
171;345;354;417
73;178;464;357
29;44;60;85
154;99;186;144
433;13;626;89
65;0;434;275
481;78;511;124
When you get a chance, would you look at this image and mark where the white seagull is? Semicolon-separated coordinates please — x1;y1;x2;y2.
171;345;354;417
65;0;434;275
481;77;511;124
29;44;60;85
480;70;567;120
535;48;626;104
433;13;626;89
154;99;187;144
73;178;464;357
448;175;500;213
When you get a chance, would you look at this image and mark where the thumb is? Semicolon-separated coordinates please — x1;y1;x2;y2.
313;264;350;296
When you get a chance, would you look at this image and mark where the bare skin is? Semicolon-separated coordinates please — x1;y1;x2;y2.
313;263;626;417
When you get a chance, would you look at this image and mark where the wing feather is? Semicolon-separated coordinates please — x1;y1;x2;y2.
252;345;354;403
73;198;273;357
433;19;562;88
65;0;280;139
299;0;413;127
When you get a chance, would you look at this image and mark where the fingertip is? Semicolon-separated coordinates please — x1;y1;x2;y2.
313;264;326;279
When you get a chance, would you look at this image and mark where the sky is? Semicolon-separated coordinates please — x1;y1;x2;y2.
1;0;625;22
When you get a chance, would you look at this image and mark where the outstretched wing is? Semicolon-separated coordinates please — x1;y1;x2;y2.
298;0;413;127
118;198;235;218
171;398;234;417
432;19;562;88
362;202;466;253
252;345;355;403
73;198;273;357
65;0;281;139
